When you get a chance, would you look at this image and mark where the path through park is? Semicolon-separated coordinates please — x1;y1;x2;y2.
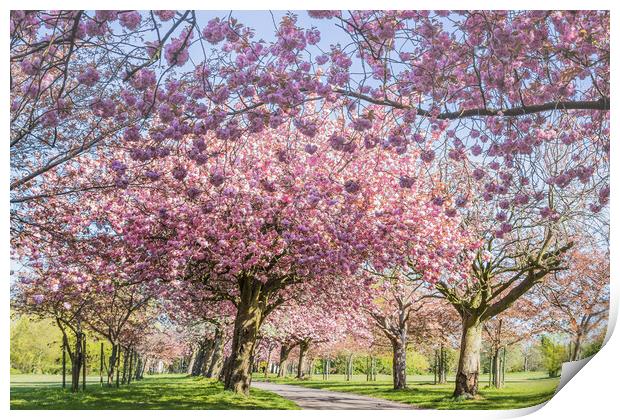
251;381;415;410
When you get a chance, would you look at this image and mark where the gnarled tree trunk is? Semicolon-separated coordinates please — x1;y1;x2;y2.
454;316;482;398
223;277;265;395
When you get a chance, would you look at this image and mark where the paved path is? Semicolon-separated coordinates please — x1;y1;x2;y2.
251;381;415;410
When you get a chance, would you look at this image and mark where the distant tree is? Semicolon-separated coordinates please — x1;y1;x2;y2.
539;335;568;378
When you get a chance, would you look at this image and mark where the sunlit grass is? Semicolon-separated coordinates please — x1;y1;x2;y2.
10;374;299;410
257;371;559;410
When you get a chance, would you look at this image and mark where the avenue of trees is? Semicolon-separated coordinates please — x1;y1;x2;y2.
10;10;609;400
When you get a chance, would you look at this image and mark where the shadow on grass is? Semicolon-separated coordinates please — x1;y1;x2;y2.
258;376;559;410
11;375;299;410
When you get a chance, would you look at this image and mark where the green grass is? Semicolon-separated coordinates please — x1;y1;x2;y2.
10;374;299;410
256;371;560;410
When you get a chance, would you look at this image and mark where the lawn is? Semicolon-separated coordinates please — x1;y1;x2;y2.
10;373;299;410
256;371;560;410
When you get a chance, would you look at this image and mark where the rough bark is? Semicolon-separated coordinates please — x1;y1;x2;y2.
206;328;224;378
278;343;293;378
186;347;197;375
453;317;483;398
296;340;310;379
191;341;207;376
391;333;407;390
223;277;265;395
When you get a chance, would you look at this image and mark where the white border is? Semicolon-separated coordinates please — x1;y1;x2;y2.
3;2;618;420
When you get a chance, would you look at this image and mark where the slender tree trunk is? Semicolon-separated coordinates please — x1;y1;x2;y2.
139;356;148;379
453;316;483;398
346;353;353;381
108;343;118;386
296;340;310;379
265;346;272;378
122;347;128;384
71;331;82;393
99;343;104;386
372;356;377;381
62;338;67;389
134;355;141;381
128;348;134;385
391;333;407;390
223;277;266;395
571;332;583;361
492;346;501;388
439;344;447;384
116;345;121;388
82;335;86;391
434;349;438;384
501;347;506;387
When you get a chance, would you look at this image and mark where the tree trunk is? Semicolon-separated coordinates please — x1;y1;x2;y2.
82;335;86;391
139;356;147;379
296;341;309;379
265;346;273;378
127;348;134;385
223;277;265;395
62;339;67;389
278;343;293;378
346;353;353;381
491;346;501;388
571;332;583;361
115;345;121;388
391;333;407;390
71;331;82;393
206;328;224;378
186;347;197;375
122;347;128;384
218;356;231;382
108;343;118;386
99;343;104;386
201;338;217;376
191;340;207;376
453;316;482;398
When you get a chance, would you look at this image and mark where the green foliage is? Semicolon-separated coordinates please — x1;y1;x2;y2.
11;374;299;410
11;315;63;374
539;336;568;377
11;314;119;376
581;337;604;359
407;350;431;375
